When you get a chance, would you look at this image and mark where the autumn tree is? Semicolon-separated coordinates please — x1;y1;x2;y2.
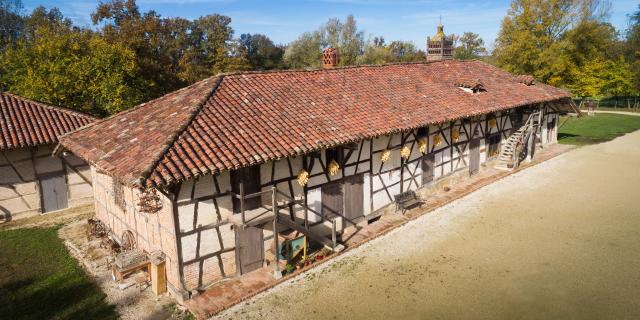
494;0;634;96
91;0;240;97
1;7;145;116
454;32;487;60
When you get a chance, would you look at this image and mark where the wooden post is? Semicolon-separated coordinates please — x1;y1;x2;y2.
303;191;308;230
332;219;337;250
538;106;544;148
239;182;245;224
150;254;167;295
272;187;281;279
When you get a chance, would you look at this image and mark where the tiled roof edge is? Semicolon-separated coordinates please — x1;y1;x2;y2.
137;76;226;188
2;92;97;121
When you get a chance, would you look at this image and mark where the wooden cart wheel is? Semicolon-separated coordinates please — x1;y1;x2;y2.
121;230;136;252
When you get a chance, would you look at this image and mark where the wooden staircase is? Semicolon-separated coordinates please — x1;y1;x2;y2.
495;112;539;171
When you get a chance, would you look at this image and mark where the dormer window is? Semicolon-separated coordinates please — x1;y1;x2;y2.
516;75;536;86
456;77;486;94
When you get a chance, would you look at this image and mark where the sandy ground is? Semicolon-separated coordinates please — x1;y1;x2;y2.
581;110;640;116
215;130;640;320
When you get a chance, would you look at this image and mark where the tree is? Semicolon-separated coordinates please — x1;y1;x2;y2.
569;57;634;97
358;38;424;65
283;31;323;69
493;0;582;79
626;4;640;92
493;0;634;96
454;32;487;60
284;15;364;68
1;12;145;116
0;0;23;52
91;0;237;97
239;33;284;70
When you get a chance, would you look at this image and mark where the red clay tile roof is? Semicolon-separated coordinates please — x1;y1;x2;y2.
0;93;96;150
59;60;573;188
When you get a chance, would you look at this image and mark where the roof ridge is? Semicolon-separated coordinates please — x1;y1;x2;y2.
2;92;97;120
215;59;473;78
136;75;225;187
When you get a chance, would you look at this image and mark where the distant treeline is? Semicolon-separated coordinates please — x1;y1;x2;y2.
1;0;638;117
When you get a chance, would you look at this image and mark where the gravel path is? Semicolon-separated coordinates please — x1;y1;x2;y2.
215;131;640;320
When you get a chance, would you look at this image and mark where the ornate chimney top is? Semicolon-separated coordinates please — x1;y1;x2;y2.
322;47;339;69
426;21;454;62
433;22;445;41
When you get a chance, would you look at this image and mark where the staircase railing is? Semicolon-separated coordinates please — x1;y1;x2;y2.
274;189;360;249
511;111;540;168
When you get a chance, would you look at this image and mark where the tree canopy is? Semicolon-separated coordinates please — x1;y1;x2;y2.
284;15;426;68
493;0;636;97
454;32;487;60
2;0;637;116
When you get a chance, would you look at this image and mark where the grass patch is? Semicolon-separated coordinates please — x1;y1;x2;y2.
0;227;116;320
558;113;640;146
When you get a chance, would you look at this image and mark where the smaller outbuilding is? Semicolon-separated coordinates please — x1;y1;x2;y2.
0;92;96;221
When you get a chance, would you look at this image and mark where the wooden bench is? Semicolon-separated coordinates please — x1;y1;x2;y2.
394;191;422;214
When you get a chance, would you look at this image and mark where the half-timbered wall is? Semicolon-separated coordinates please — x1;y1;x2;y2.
175;171;238;291
0;144;93;221
90;103;564;298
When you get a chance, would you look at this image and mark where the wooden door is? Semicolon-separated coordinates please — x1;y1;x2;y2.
231;165;261;213
469;138;480;175
344;174;364;221
421;153;435;184
40;172;68;213
235;226;264;275
321;180;343;219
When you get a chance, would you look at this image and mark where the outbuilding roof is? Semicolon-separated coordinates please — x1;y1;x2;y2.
0;92;95;150
58;60;573;188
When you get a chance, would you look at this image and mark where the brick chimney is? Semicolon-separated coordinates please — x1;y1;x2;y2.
322;47;339;69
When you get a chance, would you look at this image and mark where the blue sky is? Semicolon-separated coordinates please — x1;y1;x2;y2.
23;0;639;50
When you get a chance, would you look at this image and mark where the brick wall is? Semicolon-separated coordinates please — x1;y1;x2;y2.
91;167;183;297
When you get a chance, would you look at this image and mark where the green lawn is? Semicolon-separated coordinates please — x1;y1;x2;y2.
0;227;117;320
558;113;640;146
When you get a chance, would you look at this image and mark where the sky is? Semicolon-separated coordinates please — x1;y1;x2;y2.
22;0;640;51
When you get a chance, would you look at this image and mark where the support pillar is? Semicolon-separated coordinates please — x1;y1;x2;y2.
272;187;282;280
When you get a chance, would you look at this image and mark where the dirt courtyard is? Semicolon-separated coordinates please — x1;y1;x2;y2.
216;130;640;320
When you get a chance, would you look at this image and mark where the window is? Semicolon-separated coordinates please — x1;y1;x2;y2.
510;109;524;127
113;178;126;211
326;147;343;165
231;165;261;213
416;127;428;139
487;134;501;159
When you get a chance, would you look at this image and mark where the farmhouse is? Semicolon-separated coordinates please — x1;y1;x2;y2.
57;53;576;300
0;93;95;221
